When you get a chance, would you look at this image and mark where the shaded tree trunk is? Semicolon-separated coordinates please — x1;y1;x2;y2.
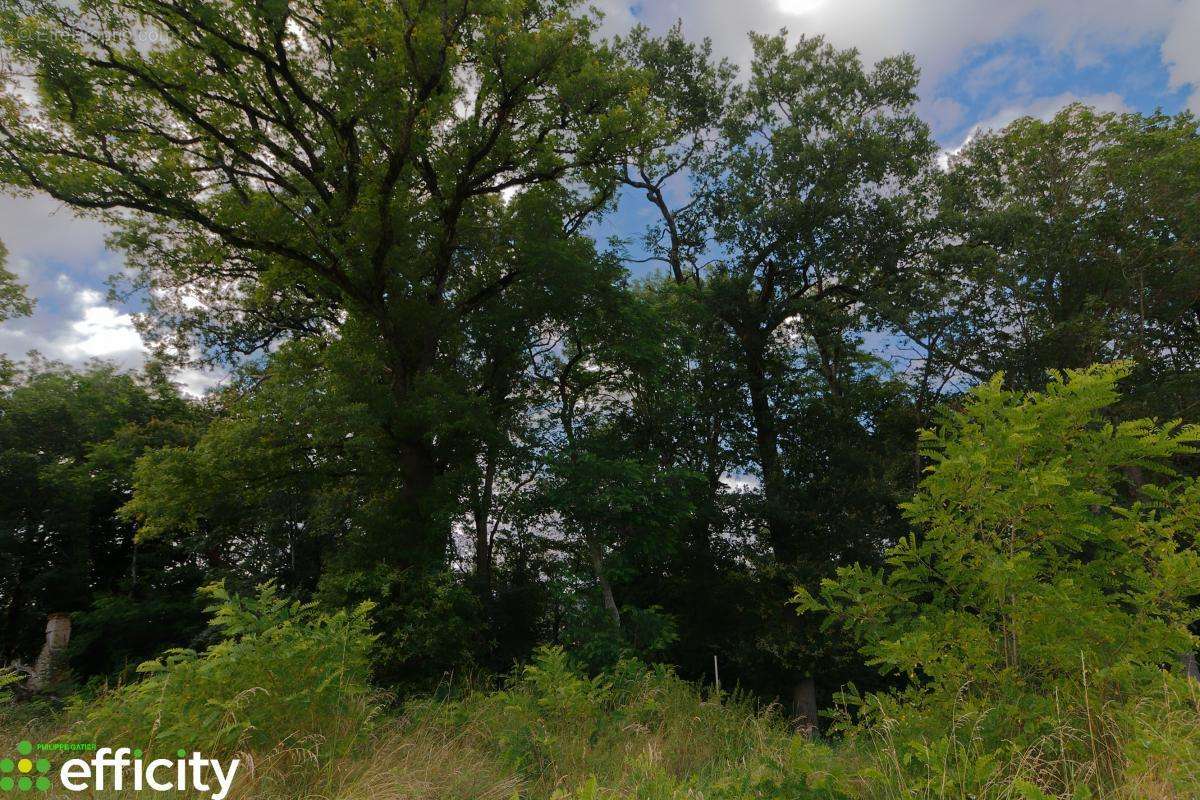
589;540;622;630
744;341;793;564
394;437;450;568
792;676;819;735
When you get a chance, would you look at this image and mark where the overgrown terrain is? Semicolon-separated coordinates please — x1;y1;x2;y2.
5;632;1199;799
2;0;1200;796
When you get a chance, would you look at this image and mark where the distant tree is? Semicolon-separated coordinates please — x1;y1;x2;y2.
934;105;1200;416
0;359;206;678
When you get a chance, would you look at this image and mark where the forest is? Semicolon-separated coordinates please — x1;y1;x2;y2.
1;0;1200;797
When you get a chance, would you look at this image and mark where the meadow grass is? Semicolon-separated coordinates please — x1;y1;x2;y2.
5;650;1199;799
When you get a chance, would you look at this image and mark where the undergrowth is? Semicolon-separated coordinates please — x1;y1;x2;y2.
2;573;1197;798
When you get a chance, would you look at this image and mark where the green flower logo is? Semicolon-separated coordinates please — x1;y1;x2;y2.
0;743;51;792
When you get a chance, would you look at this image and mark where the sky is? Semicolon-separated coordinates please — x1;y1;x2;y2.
1;0;1197;394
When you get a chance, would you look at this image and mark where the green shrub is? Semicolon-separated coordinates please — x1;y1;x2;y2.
801;364;1200;797
64;582;378;759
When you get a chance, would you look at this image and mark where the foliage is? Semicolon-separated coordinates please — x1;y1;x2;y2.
317;565;487;689
0;0;642;587
0;668;19;704
2;1;1200;794
330;647;854;800
801;364;1200;795
0;358;206;672
931;105;1200;413
66;582;378;758
7;641;1200;798
0;241;32;323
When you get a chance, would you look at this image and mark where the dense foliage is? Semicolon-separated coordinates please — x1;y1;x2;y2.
68;582;377;758
802;365;1200;796
0;358;207;674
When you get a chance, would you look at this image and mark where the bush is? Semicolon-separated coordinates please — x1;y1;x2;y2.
801;364;1200;797
64;582;379;760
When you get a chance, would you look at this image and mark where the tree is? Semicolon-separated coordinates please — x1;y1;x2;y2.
934;105;1200;415
695;33;932;569
125;217;629;683
529;277;706;663
0;241;32;324
122;342;366;596
0;0;640;575
610;29;935;718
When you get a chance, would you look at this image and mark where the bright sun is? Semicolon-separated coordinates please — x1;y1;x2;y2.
776;0;827;14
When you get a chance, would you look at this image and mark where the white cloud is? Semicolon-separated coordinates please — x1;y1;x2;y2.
76;288;104;306
925;96;968;135
590;0;638;39
776;0;828;15
173;365;225;397
1162;0;1200;111
0;193;114;269
612;0;1195;128
624;0;1176;75
64;305;144;358
935;90;1129;168
0;281;226;394
720;472;761;492
0;273;145;362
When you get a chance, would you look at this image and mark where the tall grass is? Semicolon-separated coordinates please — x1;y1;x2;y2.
836;669;1200;800
3;628;1198;799
4;669;1199;799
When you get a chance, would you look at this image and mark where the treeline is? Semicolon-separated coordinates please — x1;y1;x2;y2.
1;0;1199;719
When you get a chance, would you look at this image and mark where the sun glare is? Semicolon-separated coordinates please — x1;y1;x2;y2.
776;0;827;14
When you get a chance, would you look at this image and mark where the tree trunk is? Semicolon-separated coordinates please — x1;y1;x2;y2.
792;676;819;735
394;438;450;568
744;343;793;564
27;614;71;694
382;335;453;572
589;540;622;630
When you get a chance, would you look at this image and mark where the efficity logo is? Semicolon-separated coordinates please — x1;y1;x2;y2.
2;741;239;799
0;741;52;792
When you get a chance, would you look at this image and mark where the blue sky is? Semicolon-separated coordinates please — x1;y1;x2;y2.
1;0;1197;393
